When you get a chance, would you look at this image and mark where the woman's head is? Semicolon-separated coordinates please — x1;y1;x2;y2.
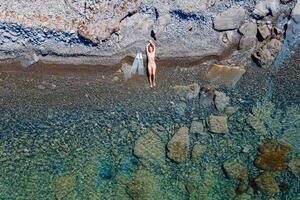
148;43;154;53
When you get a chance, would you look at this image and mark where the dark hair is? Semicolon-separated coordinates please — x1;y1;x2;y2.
148;43;154;52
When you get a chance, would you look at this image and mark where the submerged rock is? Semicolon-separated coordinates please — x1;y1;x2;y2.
126;169;165;200
255;172;279;195
206;64;246;88
192;143;206;163
133;130;165;167
167;127;190;162
54;174;76;200
254;140;291;171
207;115;229;134
174;83;200;99
288;157;300;177
199;85;216;107
214;91;230;112
190;120;204;135
213;7;246;31
223;160;248;180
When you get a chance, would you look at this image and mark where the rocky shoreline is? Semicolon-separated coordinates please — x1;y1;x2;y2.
0;0;299;68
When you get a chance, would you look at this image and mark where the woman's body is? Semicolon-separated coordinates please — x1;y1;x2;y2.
146;40;157;88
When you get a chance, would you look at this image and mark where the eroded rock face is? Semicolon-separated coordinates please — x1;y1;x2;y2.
167;127;190;162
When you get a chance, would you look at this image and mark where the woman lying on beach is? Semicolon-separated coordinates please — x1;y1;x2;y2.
146;40;157;88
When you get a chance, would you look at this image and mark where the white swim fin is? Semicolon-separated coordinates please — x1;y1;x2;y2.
132;53;146;75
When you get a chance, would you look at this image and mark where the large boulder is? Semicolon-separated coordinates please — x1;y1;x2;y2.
252;38;282;68
213;7;246;31
238;22;258;51
253;0;280;19
167;127;190;162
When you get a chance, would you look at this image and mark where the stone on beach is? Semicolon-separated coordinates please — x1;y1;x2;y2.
213;7;246;31
133;130;165;167
207;115;229;134
206;64;246;88
167;127;190;162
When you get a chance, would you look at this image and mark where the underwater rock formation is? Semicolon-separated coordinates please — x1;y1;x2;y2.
167;127;190;162
207;115;229;134
126;169;165;200
190;120;204;135
54;173;76;200
206;64;246;88
223;160;248;180
255;172;279;195
254;140;291;171
133;130;166;167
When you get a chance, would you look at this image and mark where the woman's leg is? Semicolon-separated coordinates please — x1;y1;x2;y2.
148;67;153;87
153;66;157;86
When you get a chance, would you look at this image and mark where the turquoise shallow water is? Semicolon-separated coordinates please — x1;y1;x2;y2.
0;59;299;199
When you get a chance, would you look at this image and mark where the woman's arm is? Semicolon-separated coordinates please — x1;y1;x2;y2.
146;43;150;54
149;40;156;53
